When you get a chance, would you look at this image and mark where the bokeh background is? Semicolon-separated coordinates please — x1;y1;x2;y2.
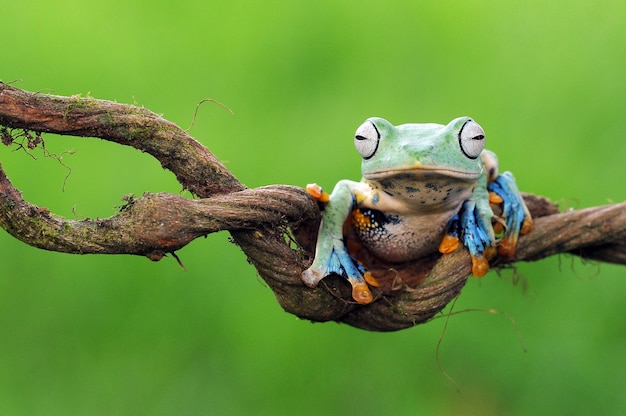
1;1;624;415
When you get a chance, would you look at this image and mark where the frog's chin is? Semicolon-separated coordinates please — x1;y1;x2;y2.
364;166;481;181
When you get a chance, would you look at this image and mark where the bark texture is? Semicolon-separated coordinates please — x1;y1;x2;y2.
1;82;624;331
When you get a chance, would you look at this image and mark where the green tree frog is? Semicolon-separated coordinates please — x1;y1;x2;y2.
302;116;533;304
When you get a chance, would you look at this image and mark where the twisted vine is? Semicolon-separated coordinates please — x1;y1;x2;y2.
1;82;624;331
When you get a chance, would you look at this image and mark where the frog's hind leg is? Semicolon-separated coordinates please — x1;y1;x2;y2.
488;172;534;257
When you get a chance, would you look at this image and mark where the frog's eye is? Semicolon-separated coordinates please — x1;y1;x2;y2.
354;120;380;160
458;120;485;159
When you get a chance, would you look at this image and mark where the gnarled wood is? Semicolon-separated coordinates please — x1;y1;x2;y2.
1;82;624;331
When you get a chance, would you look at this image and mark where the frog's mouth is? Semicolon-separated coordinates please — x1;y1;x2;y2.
365;166;481;181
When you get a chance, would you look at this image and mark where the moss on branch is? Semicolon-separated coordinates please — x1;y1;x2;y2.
0;82;624;331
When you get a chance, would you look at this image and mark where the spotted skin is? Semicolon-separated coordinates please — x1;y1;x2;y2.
302;117;533;304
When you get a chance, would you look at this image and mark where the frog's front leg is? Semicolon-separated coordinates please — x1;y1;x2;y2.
463;196;498;276
440;176;496;277
487;171;534;257
302;180;375;304
440;171;533;277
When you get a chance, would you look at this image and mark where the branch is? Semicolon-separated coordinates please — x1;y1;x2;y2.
0;83;243;196
1;82;624;331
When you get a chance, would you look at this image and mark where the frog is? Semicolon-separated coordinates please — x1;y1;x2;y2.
301;116;533;304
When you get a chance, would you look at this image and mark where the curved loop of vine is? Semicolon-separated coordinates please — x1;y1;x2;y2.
0;82;624;331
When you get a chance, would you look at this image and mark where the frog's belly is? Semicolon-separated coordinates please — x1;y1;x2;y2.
351;208;455;263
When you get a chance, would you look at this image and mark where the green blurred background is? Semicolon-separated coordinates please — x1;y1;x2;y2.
1;1;624;415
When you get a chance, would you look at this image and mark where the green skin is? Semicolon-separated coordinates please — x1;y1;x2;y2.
302;116;517;304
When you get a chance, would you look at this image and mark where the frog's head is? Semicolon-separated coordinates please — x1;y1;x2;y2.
355;116;486;205
356;116;485;179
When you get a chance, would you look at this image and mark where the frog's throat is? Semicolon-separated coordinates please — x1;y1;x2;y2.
364;166;481;181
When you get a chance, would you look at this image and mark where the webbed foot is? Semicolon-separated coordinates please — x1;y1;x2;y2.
440;199;496;277
302;237;375;304
487;172;533;257
440;172;532;276
470;254;490;277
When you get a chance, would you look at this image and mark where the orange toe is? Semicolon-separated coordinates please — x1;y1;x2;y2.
439;234;460;254
497;237;517;257
489;191;504;204
471;254;490;278
352;282;374;304
363;271;380;288
305;183;330;203
484;246;497;261
492;217;505;235
521;217;534;235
